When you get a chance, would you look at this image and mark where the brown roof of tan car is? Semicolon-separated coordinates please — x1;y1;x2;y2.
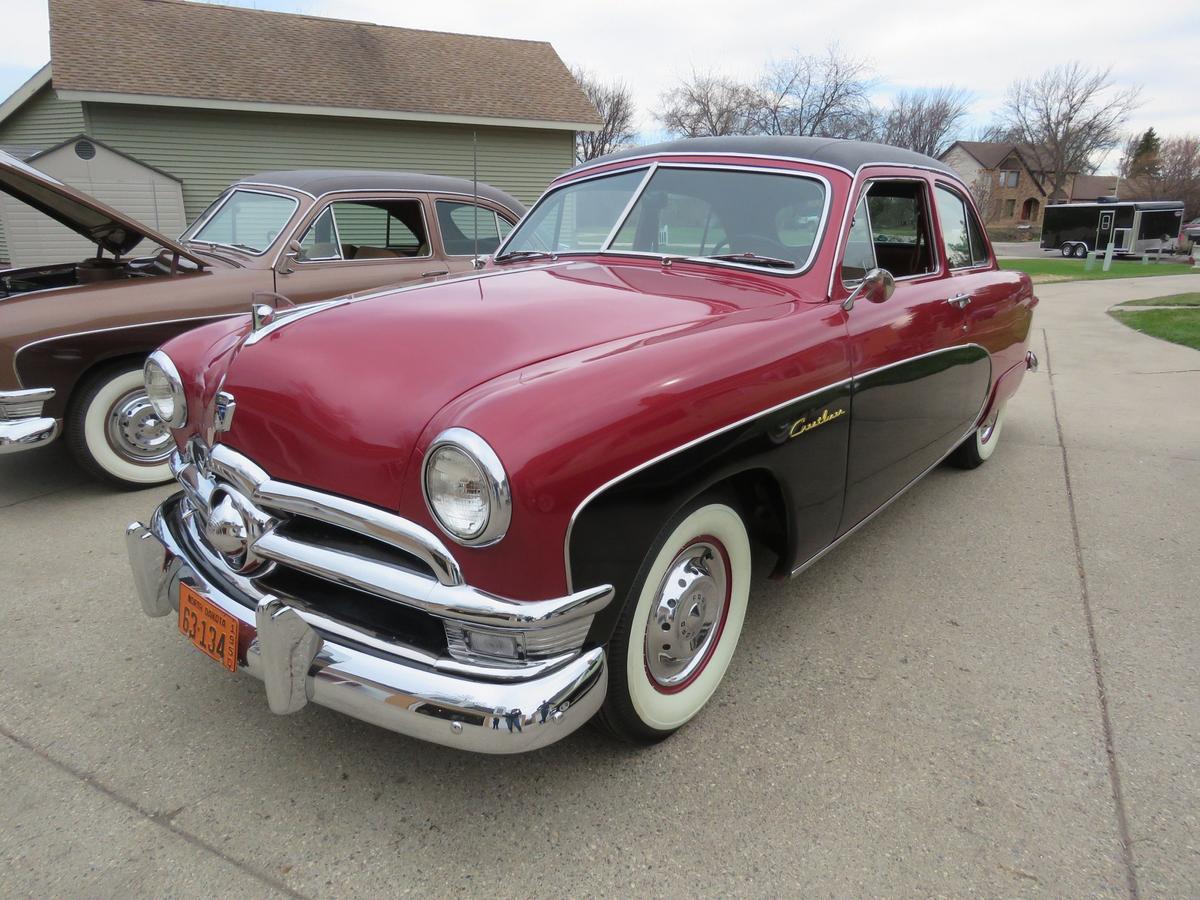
47;0;602;128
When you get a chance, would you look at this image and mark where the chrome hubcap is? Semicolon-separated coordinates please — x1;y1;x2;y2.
644;540;728;688
106;389;173;463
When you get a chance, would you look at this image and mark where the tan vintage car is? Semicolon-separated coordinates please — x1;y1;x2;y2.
0;154;523;486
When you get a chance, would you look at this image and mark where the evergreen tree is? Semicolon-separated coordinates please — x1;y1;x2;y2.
1130;127;1162;177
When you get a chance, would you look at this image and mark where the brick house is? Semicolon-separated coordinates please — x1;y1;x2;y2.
939;141;1119;231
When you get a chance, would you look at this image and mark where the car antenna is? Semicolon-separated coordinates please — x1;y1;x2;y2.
472;130;481;269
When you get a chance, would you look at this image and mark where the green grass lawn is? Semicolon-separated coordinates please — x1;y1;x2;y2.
1109;307;1200;351
999;258;1197;283
1116;292;1200;307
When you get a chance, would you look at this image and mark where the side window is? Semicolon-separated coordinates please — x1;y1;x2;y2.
934;186;972;269
840;195;875;283
864;181;936;278
436;201;502;255
497;216;514;240
296;207;342;261
327;199;429;260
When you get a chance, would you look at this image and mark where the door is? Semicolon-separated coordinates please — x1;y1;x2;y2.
1097;209;1115;250
837;176;991;534
276;195;448;304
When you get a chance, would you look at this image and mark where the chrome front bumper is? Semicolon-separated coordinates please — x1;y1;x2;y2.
127;496;608;753
0;388;58;454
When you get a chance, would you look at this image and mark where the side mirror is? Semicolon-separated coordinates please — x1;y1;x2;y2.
279;239;303;274
841;267;895;311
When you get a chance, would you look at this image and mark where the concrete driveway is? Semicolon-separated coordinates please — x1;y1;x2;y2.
2;274;1197;897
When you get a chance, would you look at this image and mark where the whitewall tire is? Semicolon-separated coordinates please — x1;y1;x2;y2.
949;401;1006;470
598;499;752;742
66;363;175;487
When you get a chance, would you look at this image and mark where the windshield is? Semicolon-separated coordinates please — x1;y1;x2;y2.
186;189;298;254
499;166;827;272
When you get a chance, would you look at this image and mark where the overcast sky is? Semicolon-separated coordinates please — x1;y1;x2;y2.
3;0;1195;172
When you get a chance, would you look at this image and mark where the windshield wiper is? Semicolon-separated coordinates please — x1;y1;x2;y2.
701;252;796;269
494;249;555;263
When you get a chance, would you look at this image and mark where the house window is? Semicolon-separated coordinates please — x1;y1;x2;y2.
1004;199;1016;218
1020;198;1040;222
998;170;1020;188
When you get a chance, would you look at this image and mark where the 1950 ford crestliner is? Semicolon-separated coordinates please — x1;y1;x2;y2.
126;136;1038;753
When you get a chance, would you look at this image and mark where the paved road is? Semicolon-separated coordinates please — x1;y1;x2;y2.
2;274;1197;897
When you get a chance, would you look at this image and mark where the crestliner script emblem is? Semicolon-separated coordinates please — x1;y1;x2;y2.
213;391;236;433
789;407;845;438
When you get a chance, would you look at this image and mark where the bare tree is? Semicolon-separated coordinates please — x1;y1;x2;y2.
1124;134;1200;217
876;87;972;157
572;67;637;163
749;46;873;138
657;71;757;137
1000;62;1141;200
969;173;998;223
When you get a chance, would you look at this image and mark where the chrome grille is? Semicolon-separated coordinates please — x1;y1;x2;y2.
170;440;613;671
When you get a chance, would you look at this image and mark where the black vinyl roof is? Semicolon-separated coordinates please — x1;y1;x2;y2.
570;136;958;177
240;170;525;214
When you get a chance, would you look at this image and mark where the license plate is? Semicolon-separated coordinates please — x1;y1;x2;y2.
178;583;239;673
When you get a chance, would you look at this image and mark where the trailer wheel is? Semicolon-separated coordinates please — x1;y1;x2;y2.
1072;243;1088;259
1061;243;1073;257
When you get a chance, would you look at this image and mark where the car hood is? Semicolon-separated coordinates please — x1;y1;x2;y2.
214;260;793;506
0;150;206;264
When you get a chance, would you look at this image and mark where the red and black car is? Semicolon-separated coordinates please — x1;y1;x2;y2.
127;136;1038;753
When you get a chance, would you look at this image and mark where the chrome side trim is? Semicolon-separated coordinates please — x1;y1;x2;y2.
563;343;990;590
13;312;236;382
0;387;55;404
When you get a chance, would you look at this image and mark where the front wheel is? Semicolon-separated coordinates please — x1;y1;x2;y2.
597;498;752;744
1061;242;1073;257
948;402;1006;470
65;361;175;488
1072;243;1088;259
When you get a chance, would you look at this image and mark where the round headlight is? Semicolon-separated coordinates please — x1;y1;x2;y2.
423;429;511;546
143;350;187;428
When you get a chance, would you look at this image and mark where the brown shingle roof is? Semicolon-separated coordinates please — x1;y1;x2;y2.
946;140;1074;175
1070;174;1120;201
48;0;602;128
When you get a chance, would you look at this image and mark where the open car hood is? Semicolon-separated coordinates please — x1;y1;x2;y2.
0;150;207;266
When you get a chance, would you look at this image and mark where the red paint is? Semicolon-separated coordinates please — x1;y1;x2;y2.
161;154;1034;603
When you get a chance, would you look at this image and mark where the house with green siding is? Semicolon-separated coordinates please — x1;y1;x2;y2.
0;0;600;264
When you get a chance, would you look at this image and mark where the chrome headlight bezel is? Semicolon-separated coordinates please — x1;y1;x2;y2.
421;428;511;547
143;350;187;429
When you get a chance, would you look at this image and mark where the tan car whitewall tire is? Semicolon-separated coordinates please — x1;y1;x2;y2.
599;499;752;742
67;364;174;487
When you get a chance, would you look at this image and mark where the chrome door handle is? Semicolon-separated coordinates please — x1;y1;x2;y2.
422;270;449;278
946;293;972;309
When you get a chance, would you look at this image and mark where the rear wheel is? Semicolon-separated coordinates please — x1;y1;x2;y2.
65;361;174;488
948;401;1006;470
1061;242;1073;257
1072;243;1088;259
596;496;752;744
